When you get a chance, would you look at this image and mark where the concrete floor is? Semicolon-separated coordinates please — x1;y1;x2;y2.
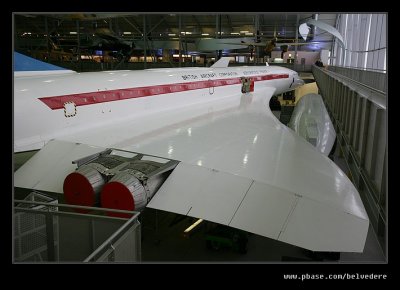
140;209;314;262
139;223;385;262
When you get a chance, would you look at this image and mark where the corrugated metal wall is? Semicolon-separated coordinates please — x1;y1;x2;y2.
331;13;386;72
313;66;387;257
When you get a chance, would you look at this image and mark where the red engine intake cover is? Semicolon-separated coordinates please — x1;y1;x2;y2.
101;181;135;218
63;165;105;213
63;172;96;213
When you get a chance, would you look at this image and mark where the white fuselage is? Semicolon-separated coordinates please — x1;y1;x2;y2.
14;65;302;152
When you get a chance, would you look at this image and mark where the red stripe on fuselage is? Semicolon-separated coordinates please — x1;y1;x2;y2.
39;74;289;110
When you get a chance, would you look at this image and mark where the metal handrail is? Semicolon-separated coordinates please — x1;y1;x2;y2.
83;213;140;262
14;199;139;215
313;66;386;110
329;65;386;73
14;199;141;262
314;66;386;96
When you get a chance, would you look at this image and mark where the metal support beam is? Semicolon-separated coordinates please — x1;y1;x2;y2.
192;15;201;33
147;15;167;35
226;15;232;33
30;16;54;57
178;15;182;67
115;17;120;36
45;212;55;261
44;16;49;62
76;20;81;69
143;15;147;69
255;15;259;64
330;14;340;65
294;14;299;66
216;14;222;61
122;17;143;35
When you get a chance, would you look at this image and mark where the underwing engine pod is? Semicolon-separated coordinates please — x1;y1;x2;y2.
63;164;105;213
101;160;170;218
63;152;129;212
63;148;179;216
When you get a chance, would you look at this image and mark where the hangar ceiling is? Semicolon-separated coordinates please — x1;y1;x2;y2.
14;13;338;55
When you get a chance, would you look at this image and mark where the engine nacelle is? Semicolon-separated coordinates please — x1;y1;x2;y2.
101;163;169;217
62;149;178;216
101;172;145;218
63;164;105;213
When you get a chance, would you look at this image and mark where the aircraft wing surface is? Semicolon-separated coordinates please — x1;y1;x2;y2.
15;87;369;252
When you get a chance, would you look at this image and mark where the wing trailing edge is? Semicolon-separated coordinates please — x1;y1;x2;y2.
148;162;369;253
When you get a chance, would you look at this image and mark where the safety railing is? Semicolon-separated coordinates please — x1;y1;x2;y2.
327;66;387;93
14;197;141;262
84;213;141;262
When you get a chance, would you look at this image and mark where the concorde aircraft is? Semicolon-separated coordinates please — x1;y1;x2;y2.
14;53;369;253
